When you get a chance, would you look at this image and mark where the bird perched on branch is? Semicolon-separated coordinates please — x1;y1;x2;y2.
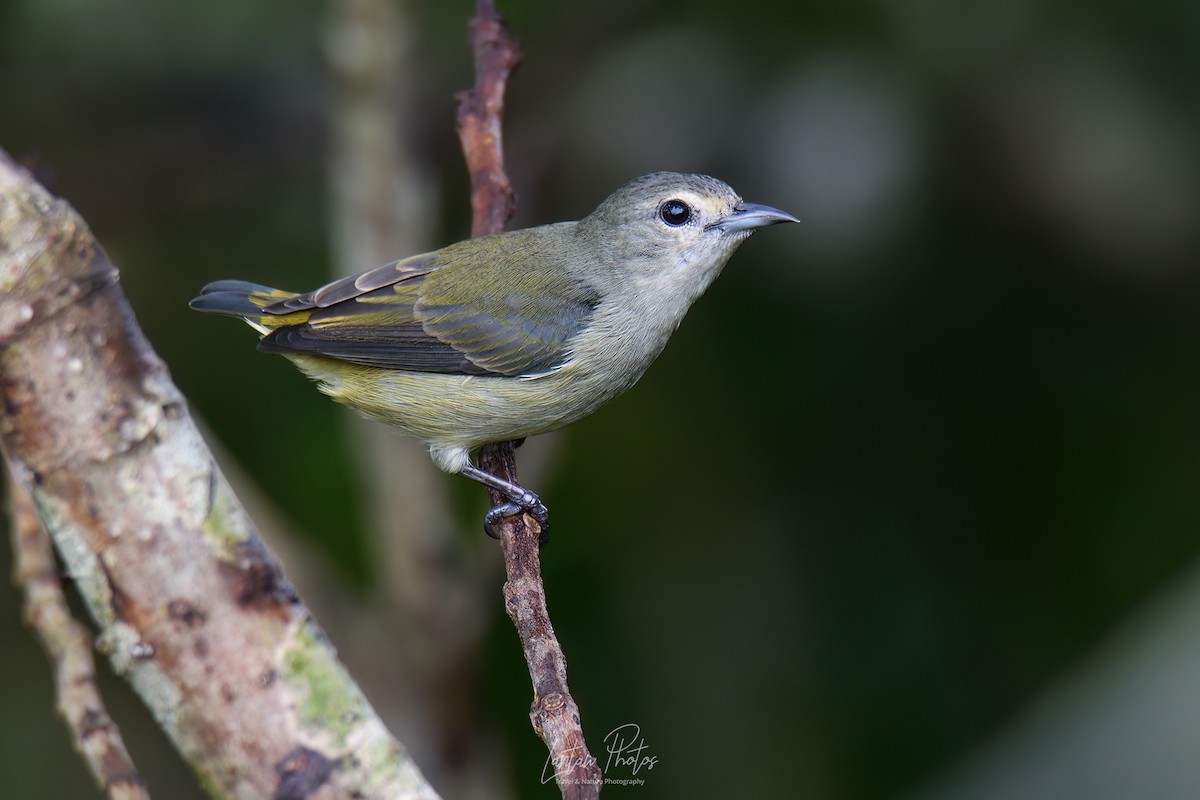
191;172;797;541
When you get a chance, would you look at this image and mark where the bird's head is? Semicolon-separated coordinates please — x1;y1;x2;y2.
579;172;798;284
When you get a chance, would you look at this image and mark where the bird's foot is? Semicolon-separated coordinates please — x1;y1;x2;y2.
483;493;550;547
462;462;551;547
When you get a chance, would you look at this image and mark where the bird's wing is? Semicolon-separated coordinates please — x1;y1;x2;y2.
258;236;601;377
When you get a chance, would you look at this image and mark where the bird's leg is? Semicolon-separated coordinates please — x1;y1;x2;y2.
460;463;550;545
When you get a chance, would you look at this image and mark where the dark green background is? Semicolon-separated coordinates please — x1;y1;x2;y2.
1;0;1198;797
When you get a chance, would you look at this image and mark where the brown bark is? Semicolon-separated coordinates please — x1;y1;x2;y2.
455;2;603;798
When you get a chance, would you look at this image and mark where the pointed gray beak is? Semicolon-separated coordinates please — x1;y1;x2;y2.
716;202;800;233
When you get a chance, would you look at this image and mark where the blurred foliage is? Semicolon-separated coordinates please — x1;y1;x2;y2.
1;0;1198;798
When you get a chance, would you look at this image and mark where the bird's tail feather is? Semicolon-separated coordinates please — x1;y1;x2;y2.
189;281;309;330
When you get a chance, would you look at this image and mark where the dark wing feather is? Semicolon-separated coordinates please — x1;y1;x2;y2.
261;316;488;373
258;230;601;377
262;254;436;313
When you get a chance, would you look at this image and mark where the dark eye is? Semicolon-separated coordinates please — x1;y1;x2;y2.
658;199;692;227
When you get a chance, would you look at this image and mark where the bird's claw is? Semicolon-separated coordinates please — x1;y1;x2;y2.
482;497;550;547
483;502;521;538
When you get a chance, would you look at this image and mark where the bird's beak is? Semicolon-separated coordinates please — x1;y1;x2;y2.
716;202;800;233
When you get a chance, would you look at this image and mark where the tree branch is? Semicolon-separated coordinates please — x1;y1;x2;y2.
7;465;151;800
0;148;440;800
456;0;520;240
454;3;603;798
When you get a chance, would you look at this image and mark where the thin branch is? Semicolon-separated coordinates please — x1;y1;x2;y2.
0;148;440;800
454;2;603;798
456;0;521;240
7;464;151;800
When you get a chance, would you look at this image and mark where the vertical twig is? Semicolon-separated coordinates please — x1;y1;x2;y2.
456;0;520;240
454;2;603;798
7;462;151;800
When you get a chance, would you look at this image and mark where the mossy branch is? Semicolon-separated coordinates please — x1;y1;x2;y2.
0;149;440;800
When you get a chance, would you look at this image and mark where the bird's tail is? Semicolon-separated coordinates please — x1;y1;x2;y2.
189;280;310;333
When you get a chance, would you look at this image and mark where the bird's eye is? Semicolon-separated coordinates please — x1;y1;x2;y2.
658;199;692;227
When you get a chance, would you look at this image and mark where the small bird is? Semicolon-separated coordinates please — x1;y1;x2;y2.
191;172;797;540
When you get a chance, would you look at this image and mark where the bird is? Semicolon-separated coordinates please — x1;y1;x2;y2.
190;171;798;541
